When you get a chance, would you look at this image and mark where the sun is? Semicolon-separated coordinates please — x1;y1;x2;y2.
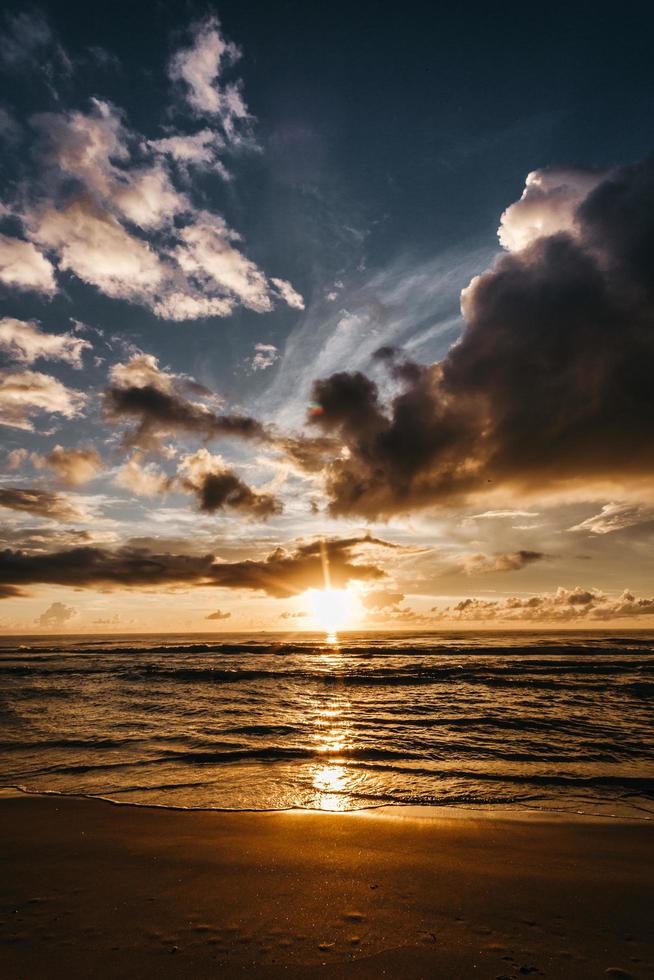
307;588;352;634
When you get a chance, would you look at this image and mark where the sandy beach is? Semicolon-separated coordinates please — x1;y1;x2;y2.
0;791;652;978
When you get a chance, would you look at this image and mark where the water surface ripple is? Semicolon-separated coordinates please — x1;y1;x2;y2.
0;630;652;817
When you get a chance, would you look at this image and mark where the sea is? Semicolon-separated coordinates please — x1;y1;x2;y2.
1;630;652;819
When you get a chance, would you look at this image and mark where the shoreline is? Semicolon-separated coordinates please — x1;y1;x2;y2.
1;790;652;978
2;784;652;824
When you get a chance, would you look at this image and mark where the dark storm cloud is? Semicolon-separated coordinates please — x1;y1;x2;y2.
0;534;389;599
307;157;654;517
0;487;88;522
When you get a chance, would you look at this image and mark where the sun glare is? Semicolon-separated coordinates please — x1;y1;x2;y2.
307;588;352;634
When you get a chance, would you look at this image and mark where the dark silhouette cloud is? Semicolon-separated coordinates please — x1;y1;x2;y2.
178;448;282;519
308;157;654;517
104;379;268;450
0;534;390;599
103;354;269;450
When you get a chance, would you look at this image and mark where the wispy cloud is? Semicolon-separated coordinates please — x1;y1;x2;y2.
261;244;493;428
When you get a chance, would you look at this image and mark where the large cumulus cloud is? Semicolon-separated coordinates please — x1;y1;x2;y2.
307;157;654;517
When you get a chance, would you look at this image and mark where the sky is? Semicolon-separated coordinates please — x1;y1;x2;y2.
1;0;654;632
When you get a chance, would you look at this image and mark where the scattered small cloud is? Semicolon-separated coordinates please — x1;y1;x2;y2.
33;445;102;486
206;608;231;620
250;342;279;372
177;448;282;520
168;15;249;141
36;600;77;628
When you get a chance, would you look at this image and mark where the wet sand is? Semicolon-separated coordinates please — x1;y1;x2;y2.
0;791;652;978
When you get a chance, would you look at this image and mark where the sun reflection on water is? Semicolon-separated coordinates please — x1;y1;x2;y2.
312;762;349;810
310;657;355;810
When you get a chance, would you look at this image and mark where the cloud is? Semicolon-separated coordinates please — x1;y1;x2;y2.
167;214;303;315
148;129;225;169
177;448;282;520
6;448;28;469
0;525;118;552
104;353;268;449
0;487;89;522
306;156;654;516
0;10;68;77
0;235;56;294
466;509;540;521
438;586;654;623
111;166;189;230
569;502;654;535
172;211;274;312
251;343;279;372
168;16;249;140
271;278;305;310
4;39;302;321
263;246;489;431
114;453;171;497
32;99;189;230
32;99;130;200
36;600;77;628
272;433;340;474
0;534;390;599
498;168;603;251
0;317;90;367
0;369;85;430
361;587;428;624
24;159;299;319
361;589;405;609
29;196;166;303
34;445;102;486
206;608;231;620
457;550;547;575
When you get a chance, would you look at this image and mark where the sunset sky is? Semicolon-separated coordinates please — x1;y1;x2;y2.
1;0;653;632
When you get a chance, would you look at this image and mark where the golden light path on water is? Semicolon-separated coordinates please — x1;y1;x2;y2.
310;639;354;810
304;539;359;809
